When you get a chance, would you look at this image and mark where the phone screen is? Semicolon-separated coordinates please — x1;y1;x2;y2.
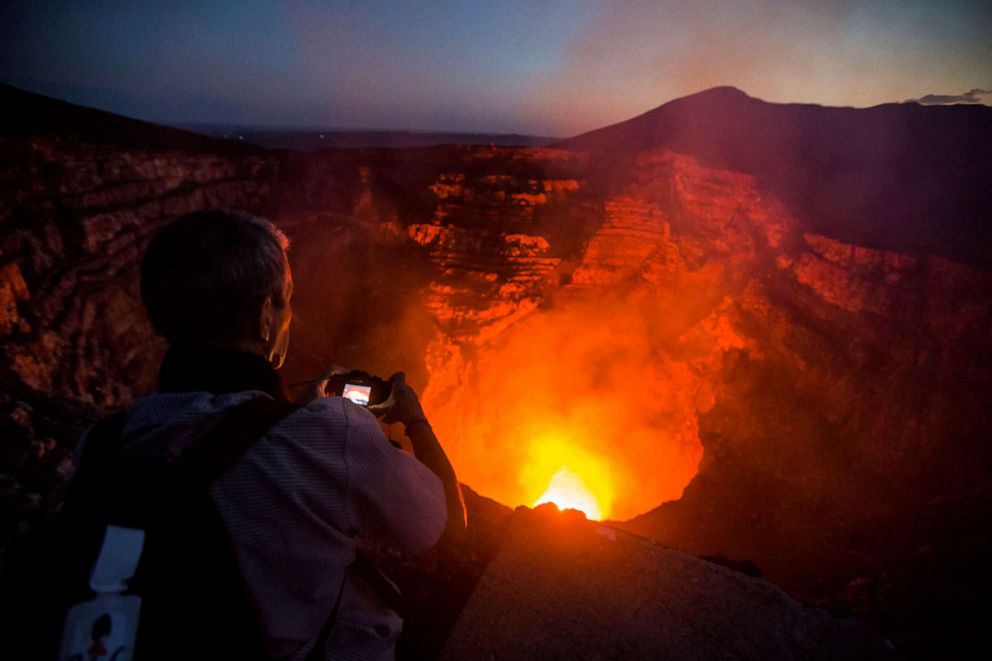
342;383;372;407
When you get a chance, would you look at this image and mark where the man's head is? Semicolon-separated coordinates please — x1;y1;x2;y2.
140;210;293;368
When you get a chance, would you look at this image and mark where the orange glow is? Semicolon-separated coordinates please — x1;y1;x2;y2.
534;467;604;520
423;294;715;521
524;431;615;520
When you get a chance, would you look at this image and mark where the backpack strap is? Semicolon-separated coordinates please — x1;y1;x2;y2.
75;410;130;501
167;395;302;491
138;395;305;542
4;410;131;660
76;396;301;508
124;396;306;660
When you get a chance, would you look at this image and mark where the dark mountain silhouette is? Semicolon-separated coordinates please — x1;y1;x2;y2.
0;84;264;154
557;86;992;266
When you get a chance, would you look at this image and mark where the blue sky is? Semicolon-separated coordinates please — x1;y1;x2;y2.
2;1;989;136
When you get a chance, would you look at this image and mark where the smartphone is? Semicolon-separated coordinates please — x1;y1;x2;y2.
328;370;391;407
341;382;373;407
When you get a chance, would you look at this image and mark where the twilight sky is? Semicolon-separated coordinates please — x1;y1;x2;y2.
2;0;990;136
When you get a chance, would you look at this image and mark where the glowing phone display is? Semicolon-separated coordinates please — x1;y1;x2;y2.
342;383;372;407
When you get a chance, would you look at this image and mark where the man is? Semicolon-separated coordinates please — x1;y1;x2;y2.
115;209;464;658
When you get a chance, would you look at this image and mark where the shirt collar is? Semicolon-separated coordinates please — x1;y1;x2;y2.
158;345;289;402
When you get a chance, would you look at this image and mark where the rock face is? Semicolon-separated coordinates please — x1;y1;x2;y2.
0;108;280;404
0;379;101;576
555;86;992;267
441;505;894;660
1;84;991;656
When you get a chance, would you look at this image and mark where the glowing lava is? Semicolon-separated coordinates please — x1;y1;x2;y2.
534;467;603;520
422;297;706;521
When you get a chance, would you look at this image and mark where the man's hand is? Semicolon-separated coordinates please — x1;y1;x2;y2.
294;365;347;404
367;372;428;427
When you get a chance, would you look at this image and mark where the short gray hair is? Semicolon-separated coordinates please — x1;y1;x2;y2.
141;210;290;345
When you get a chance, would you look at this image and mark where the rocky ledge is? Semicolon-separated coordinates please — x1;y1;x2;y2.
442;505;894;660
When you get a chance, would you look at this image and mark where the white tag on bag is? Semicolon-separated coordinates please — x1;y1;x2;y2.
58;525;145;661
58;592;142;661
87;525;144;593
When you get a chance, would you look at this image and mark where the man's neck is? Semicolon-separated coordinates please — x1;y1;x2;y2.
158;345;287;401
191;338;268;360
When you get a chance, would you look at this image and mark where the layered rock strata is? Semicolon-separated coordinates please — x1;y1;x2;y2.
0;138;279;404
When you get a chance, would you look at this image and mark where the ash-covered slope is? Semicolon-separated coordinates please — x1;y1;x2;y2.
556;86;992;267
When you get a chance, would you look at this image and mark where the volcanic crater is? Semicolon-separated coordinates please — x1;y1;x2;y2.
1;83;990;658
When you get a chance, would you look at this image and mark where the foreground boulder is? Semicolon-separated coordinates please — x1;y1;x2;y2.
442;505;893;660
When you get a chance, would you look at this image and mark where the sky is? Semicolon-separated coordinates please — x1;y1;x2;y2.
1;0;990;136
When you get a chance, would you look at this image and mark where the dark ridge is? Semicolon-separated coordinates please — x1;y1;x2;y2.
176;125;559;151
556;86;992;267
0;83;267;154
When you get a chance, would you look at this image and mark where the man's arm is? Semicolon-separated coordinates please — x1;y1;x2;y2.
369;373;467;543
404;419;467;543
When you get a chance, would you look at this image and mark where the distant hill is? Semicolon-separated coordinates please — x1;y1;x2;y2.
177;125;559;150
0;83;556;153
0;83;263;154
557;86;992;266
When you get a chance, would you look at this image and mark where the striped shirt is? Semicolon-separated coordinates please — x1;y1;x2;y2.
115;389;447;660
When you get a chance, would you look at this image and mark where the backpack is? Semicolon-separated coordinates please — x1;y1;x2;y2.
6;396;351;660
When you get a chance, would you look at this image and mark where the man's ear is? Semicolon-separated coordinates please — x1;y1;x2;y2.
258;295;275;342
